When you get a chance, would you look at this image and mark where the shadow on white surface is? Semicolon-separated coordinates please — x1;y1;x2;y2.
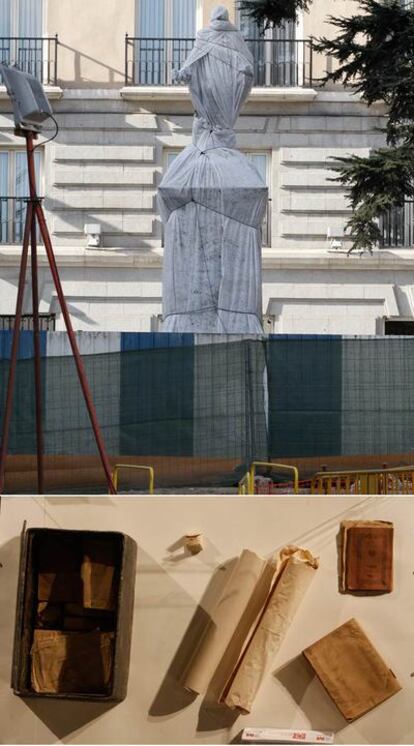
163;534;224;569
274;655;347;734
22;697;118;740
149;555;239;718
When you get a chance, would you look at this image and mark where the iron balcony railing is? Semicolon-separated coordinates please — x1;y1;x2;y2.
380;201;414;248
0;35;58;84
0;313;56;331
0;196;43;244
125;35;314;87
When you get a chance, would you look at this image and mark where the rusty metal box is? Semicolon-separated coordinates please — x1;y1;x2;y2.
11;526;137;702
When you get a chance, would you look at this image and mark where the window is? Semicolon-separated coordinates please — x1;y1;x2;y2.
0;149;41;243
136;0;197;37
134;0;199;84
0;0;43;37
236;8;307;87
385;319;414;335
0;0;46;79
164;150;271;246
380;201;414;248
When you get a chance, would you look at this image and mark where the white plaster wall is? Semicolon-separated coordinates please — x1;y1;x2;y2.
3;248;414;333
0;86;405;335
47;0;134;88
0;13;407;338
0;495;413;745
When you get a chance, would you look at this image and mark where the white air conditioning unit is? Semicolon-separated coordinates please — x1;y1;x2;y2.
326;226;344;252
84;223;102;248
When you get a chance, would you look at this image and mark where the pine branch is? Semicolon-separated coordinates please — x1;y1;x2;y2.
239;0;414;254
315;0;414;128
315;0;414;252
344;209;383;255
237;0;311;30
330;145;414;252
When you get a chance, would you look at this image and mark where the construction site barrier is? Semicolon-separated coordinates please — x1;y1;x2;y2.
112;464;155;494
238;461;300;495
311;466;414;495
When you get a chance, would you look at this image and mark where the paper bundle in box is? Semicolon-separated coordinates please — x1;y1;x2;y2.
31;630;114;694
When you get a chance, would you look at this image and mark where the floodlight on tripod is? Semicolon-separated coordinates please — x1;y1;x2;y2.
0;65;116;495
0;63;54;132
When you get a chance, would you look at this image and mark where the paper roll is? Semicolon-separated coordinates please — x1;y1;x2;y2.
182;549;270;694
221;546;319;714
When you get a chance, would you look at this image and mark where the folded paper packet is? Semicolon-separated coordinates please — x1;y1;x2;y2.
303;618;401;721
183;549;273;694
221;546;319;713
81;537;116;610
37;572;84;604
31;629;114;694
340;520;393;593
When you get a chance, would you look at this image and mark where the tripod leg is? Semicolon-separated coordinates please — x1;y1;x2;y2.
0;202;33;494
31;217;45;495
34;201;116;495
26;130;45;494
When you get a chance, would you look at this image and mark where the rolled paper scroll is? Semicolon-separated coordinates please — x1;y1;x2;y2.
221;546;319;714
182;549;272;694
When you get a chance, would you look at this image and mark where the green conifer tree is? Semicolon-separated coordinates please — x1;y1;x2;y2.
237;0;311;29
239;0;414;252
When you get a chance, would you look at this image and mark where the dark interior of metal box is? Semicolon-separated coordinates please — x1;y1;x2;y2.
16;530;123;697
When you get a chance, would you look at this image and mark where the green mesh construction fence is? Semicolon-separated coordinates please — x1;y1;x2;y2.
1;334;414;493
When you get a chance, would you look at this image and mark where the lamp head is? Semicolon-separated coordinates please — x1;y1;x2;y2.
0;64;53;133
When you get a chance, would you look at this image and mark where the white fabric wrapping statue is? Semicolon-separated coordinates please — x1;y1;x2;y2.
159;5;268;333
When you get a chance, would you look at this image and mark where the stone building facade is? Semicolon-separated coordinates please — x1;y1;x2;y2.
0;0;411;335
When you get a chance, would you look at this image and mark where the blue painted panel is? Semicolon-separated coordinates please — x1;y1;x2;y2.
0;330;47;359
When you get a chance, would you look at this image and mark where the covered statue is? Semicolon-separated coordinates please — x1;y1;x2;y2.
159;5;268;333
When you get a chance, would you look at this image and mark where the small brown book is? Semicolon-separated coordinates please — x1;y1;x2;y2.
340;520;393;593
303;618;402;721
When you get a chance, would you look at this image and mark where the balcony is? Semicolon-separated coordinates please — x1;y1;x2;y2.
380;201;414;248
0;313;55;331
0;197;42;245
0;36;58;85
124;36;315;89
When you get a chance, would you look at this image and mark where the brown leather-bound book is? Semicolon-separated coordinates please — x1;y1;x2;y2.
340;520;393;593
303;618;402;722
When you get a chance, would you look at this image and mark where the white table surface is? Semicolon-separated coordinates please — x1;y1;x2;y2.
0;495;413;745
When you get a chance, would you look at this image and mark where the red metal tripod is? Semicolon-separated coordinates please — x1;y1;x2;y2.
0;130;116;495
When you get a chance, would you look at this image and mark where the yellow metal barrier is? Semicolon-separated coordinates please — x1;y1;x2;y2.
112;464;155;494
239;461;299;495
311;465;414;495
238;472;250;495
